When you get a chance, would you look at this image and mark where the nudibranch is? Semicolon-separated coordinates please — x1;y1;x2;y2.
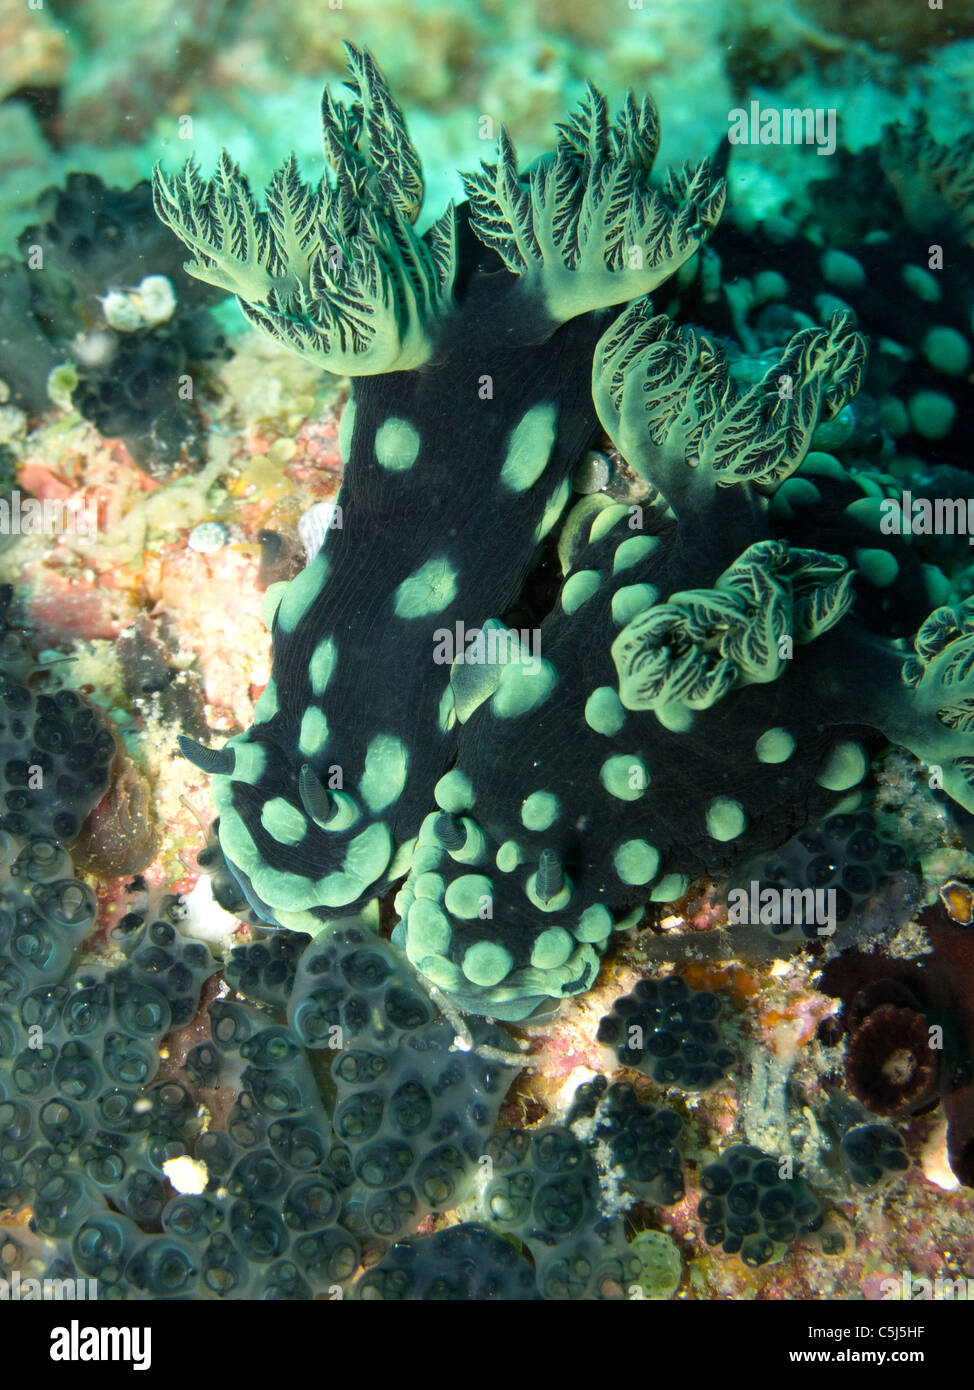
153;46;724;927
156;47;974;1021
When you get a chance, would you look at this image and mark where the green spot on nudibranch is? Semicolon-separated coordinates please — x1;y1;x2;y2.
574;904;613;943
437;682;456;733
656;704;694;733
650;873;689;902
260;797;308;846
418;953;464;992
908;390;956;440
414;872;445;901
388;836;417;883
611;584;658;626
536;477;572;540
228;740;266;785
434;768;474;813
562;570;602;615
444;874;493;919
393;556;458;618
921;326;970;376
298;707;329;758
496;841;522;873
262;582;288;632
585;686;626;736
816;740;868;791
706;797;747;841
406;898;452;956
599;754;649;801
253;678;278;724
318;790;359;833
589;503;630;542
612;535;660;575
776;477;821;510
491;658;557;719
855;547;899;588
462;940;514;987
521;791;560;831
359;734;409;813
316;822;392;906
277;553;328;636
310;638;338;696
337;397;356;463
215;803;258;876
613;839;659;886
755;727;795;764
530;927;574;970
499;402;558;492
374;416;421;471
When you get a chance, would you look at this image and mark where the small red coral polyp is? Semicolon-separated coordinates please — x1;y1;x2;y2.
845;1002;940;1117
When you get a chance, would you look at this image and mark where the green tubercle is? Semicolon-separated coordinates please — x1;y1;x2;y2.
855;548;899;588
755;727;795;764
309;637;338;696
252;678;278;724
262;582;288;632
260;797;308;846
574;903;613;943
491;658;558;719
590;504;630;542
612;534;660;575
444;874;494;919
406;898;452;956
611;583;658;626
521;791;560;831
374;416;421;471
816;740;868;790
434;768;475;813
414;871;445;901
393;556;458;618
649;873;689;902
496;840;522;872
562;570;602;615
536;477;572;540
706;796;747;841
499;403;558;492
359;734;409;812
277;552;328;635
228;739;266;785
298;707;329;757
462;940;514;987
613;839;659;885
585;686;626;736
599;754;649;801
530;927;574;969
337;397;356;463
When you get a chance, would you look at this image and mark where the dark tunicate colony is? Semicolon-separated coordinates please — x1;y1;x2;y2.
697;1144;826;1268
0;589;115;844
596;975;735;1090
733;810;910;940
358;1222;541;1301
839;1122;911;1190
476;1114;666;1301
567;1075;685;1205
0;174;225;468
